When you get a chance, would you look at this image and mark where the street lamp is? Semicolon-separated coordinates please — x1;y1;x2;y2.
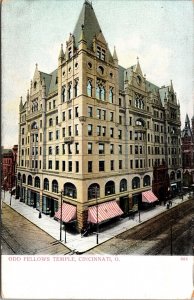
59;190;67;243
93;186;99;245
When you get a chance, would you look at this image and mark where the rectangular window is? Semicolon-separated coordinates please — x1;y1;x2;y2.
99;143;105;154
110;144;114;154
130;160;133;169
75;143;79;154
62;144;65;154
129;117;132;126
102;126;106;136
55;161;59;170
56;116;58;125
110;127;114;138
130;145;133;154
40;133;42;142
68;161;72;172
62;127;66;137
68;144;72;155
88;106;93;117
119;160;122;169
75;107;79;118
68;109;72;119
135;160;139;168
118;130;122;139
135;145;138;154
88;161;92;172
56;130;59;140
53;100;56;108
119;115;122;124
110;160;114;171
118;145;122;154
97;126;101;136
75;124;79;136
88;143;92;154
99;161;105;171
68;126;72;136
110;112;114;122
97;108;101;119
49;132;53;141
129;131;132;140
62;161;65;171
75;161;79;173
40;120;42;128
48;160;52;169
62;111;65;121
88;124;93;136
102;110;106;120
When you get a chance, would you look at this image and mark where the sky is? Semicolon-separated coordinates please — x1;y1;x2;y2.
2;0;194;148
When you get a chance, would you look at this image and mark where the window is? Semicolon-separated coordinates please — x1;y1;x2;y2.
102;126;106;136
99;143;105;154
68;82;72;100
88;106;93;117
135;160;139;168
55;161;59;170
129;117;132;126
97;126;101;136
99;161;105;171
68;126;72;136
34;177;40;188
130;160;133;169
88;161;92;172
120;179;127;192
110;127;114;138
68;47;72;59
88;143;92;154
109;87;113;103
97;108;101;119
48;160;52;169
75;124;79;136
143;175;150;186
49;118;53;126
74;80;79;97
56;146;59;155
68;144;72;155
119;98;122;107
62;127;66;137
132;177;140;189
102;110;106;120
119;115;122;125
53;100;56;108
110;160;114;170
44;178;49;190
52;180;58;193
56;130;59;140
68;109;72;119
62;111;65;121
62;87;66;102
68;161;72;172
75;161;79;173
118;130;122;139
87;80;92;97
75;106;79;118
75;143;79;154
49;132;53;141
105;181;115;195
88;124;93;136
62;144;65;154
118;145;122;154
96;46;105;61
96;84;106;101
129;131;132;140
88;183;100;200
110;144;114;154
64;183;77;199
119;160;122;169
62;161;65;171
110;112;114;122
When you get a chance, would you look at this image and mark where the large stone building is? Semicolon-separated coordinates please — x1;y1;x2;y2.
17;1;182;231
1;145;18;191
181;114;194;186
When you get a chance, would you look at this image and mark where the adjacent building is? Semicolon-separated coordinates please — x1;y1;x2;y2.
17;1;182;231
1;145;18;191
181;114;194;186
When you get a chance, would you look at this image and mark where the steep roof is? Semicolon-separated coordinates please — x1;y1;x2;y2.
39;70;58;96
40;72;52;96
118;65;126;91
73;1;102;50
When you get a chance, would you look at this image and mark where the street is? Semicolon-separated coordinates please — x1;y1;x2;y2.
1;203;71;255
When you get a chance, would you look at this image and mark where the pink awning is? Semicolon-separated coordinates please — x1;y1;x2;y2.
54;203;76;223
88;201;123;224
142;191;158;203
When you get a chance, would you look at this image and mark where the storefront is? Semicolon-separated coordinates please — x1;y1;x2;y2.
21;187;26;203
141;190;158;209
132;193;142;211
27;189;40;209
119;196;129;216
42;195;58;217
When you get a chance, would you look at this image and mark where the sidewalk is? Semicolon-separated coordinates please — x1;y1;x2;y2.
1;191;191;253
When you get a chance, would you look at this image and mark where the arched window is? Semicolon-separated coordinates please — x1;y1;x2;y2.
87;80;92;97
31;121;38;130
120;179;127;192
143;175;150;187
170;171;175;181
64;182;77;199
34;176;40;188
105;181;115;196
109;87;113;103
136;118;145;127
52;180;58;193
101;86;105;101
68;82;72;100
22;174;26;184
62;86;66;102
132;177;140;189
74;80;79;97
28;175;32;186
177;170;181;179
44;178;49;190
18;173;21;180
96;85;100;99
88;183;100;200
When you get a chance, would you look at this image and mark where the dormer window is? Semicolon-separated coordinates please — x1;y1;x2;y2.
34;81;37;89
68;47;72;59
96;46;105;61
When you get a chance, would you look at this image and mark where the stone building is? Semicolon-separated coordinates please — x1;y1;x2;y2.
1;145;18;191
17;1;182;231
181;114;194;186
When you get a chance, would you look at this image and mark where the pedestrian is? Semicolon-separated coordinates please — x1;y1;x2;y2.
166;203;169;209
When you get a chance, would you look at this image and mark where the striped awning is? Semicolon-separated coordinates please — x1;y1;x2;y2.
88;201;123;224
142;191;158;203
54;203;76;223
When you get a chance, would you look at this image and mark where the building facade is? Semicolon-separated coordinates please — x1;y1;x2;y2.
1;145;18;191
17;1;182;231
181;114;194;186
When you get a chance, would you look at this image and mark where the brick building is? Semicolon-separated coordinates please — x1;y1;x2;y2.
17;1;182;231
1;145;18;191
181;114;194;186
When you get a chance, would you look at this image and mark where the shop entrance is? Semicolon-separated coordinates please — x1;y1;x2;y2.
120;196;129;216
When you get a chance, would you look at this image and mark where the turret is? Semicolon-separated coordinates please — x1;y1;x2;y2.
19;96;23;111
113;46;118;65
58;43;65;64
